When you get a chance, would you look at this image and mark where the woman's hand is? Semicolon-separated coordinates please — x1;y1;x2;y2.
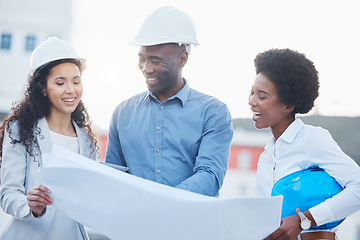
27;185;53;217
263;215;302;240
264;210;316;240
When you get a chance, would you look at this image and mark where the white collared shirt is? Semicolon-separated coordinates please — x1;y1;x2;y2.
257;118;360;227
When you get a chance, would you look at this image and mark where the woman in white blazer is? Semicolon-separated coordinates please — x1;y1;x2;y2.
0;37;97;240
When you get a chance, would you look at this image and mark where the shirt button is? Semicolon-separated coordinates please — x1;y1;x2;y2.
160;106;164;110
156;126;161;130
156;149;160;153
157;170;161;174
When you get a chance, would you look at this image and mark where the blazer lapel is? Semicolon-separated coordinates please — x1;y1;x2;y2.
72;120;92;158
36;117;53;162
36;118;94;160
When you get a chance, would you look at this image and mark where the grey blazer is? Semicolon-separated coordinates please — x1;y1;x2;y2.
0;117;96;240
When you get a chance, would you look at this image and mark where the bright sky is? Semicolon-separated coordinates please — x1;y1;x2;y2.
74;0;360;130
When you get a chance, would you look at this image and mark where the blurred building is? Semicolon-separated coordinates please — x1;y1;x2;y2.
0;0;75;120
220;128;270;197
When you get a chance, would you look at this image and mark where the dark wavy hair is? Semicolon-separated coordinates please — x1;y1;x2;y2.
0;59;97;165
254;48;319;114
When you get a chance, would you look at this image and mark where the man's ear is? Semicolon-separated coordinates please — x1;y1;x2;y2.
179;50;188;68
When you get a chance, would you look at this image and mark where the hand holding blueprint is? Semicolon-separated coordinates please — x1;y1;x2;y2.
40;145;282;240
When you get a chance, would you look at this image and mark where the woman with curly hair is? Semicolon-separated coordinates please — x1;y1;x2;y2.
249;48;360;240
0;37;97;240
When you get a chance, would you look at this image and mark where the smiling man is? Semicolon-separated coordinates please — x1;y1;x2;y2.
105;6;233;197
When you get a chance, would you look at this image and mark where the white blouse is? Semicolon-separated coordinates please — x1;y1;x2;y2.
257;118;360;228
50;131;79;154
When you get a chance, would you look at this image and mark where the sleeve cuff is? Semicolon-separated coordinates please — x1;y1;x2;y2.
32;207;47;218
309;204;337;227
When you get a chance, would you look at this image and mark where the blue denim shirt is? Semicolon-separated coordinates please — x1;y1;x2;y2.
105;80;233;196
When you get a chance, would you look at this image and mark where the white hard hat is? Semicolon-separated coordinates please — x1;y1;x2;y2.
129;6;199;47
29;37;85;76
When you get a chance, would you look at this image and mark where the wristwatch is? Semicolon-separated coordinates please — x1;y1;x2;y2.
296;208;311;230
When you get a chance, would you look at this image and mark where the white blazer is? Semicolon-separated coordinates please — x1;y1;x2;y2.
0;117;96;240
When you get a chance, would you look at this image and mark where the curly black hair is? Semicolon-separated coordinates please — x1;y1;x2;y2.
0;59;98;165
254;48;319;114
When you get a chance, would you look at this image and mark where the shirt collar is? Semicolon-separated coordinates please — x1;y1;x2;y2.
278;118;305;143
143;78;190;107
264;118;305;151
174;78;190;106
